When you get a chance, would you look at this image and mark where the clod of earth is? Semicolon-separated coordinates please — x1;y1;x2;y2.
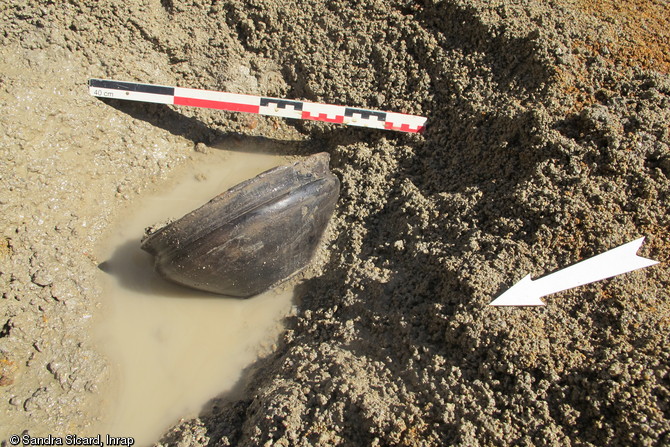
141;153;339;297
0;356;17;386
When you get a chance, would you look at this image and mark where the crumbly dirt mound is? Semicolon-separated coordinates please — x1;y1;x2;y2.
158;1;669;446
576;0;670;74
1;0;668;446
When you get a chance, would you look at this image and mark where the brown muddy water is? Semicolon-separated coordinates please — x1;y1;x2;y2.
95;149;295;445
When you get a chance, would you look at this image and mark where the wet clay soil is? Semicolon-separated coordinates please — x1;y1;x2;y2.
1;1;669;446
97;150;295;445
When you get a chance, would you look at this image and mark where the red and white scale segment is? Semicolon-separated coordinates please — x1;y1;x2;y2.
88;79;427;133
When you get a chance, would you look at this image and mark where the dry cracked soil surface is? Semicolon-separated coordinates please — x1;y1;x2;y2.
1;0;669;446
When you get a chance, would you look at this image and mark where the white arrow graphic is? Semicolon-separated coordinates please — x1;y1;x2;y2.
490;237;659;306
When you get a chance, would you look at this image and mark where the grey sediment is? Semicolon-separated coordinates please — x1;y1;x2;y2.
0;1;668;446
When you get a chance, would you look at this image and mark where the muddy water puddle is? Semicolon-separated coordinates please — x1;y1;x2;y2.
96;148;296;445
